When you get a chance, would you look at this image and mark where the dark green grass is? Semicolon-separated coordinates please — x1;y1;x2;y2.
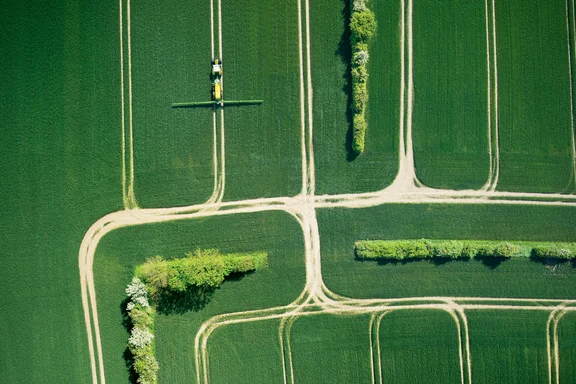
379;310;461;384
208;319;284;383
130;1;215;208
311;0;399;195
0;1;123;382
558;311;576;382
220;0;302;201
467;310;549;383
318;204;576;299
291;313;373;383
94;211;305;383
496;0;575;193
412;0;490;190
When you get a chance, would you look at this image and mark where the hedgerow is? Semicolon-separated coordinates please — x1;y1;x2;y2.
531;243;576;259
126;250;268;384
354;240;523;260
125;277;158;384
349;0;376;155
135;249;268;298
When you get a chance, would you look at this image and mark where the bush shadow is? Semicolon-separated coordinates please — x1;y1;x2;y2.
155;286;218;315
120;298;138;384
335;0;358;161
474;256;510;269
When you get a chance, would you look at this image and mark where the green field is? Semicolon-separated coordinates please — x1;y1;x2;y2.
496;0;576;193
379;310;461;384
208;319;283;383
412;0;490;189
0;2;121;382
220;0;303;201
94;211;305;383
311;0;399;195
291;313;373;383
318;204;576;299
130;1;215;208
559;311;576;382
467;310;550;383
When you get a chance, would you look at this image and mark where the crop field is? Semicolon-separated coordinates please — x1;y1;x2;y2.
411;0;490;190
317;204;576;299
311;0;399;195
495;0;576;193
467;311;550;383
3;0;576;383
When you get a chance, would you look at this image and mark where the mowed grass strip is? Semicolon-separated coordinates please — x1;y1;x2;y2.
317;204;576;299
208;319;284;384
130;0;215;208
412;0;490;190
93;211;305;383
379;309;461;384
496;0;575;193
221;0;302;201
291;313;373;383
467;310;550;384
558;311;576;382
311;0;399;195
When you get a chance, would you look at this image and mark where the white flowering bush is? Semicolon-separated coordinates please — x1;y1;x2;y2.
355;50;369;66
128;327;154;349
126;277;148;301
353;0;367;11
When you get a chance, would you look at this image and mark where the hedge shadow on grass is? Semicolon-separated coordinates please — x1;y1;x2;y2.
120;299;139;384
335;0;358;161
354;255;512;270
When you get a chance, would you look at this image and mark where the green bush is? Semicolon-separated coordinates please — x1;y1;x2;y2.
352;82;367;113
355;240;429;260
350;10;376;44
352;115;366;154
532;243;576;259
136;249;268;297
355;240;524;260
349;3;376;155
427;240;466;259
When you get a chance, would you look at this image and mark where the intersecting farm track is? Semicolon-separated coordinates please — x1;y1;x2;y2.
80;0;576;383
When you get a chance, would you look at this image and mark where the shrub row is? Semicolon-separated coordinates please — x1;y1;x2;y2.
125;277;158;384
125;250;268;383
532;243;576;259
354;240;522;260
349;0;376;154
135;249;268;298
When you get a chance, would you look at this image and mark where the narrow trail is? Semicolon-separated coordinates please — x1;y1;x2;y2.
81;0;576;382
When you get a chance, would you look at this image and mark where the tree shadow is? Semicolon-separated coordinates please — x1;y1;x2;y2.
155;285;218;315
474;256;510;269
335;0;358;161
120;298;138;384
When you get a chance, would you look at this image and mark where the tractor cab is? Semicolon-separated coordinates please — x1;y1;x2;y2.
211;58;222;76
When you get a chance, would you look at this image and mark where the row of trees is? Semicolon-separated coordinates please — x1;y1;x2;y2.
135;249;268;298
354;239;522;260
125;249;268;384
125;277;158;384
350;0;376;154
532;243;576;259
